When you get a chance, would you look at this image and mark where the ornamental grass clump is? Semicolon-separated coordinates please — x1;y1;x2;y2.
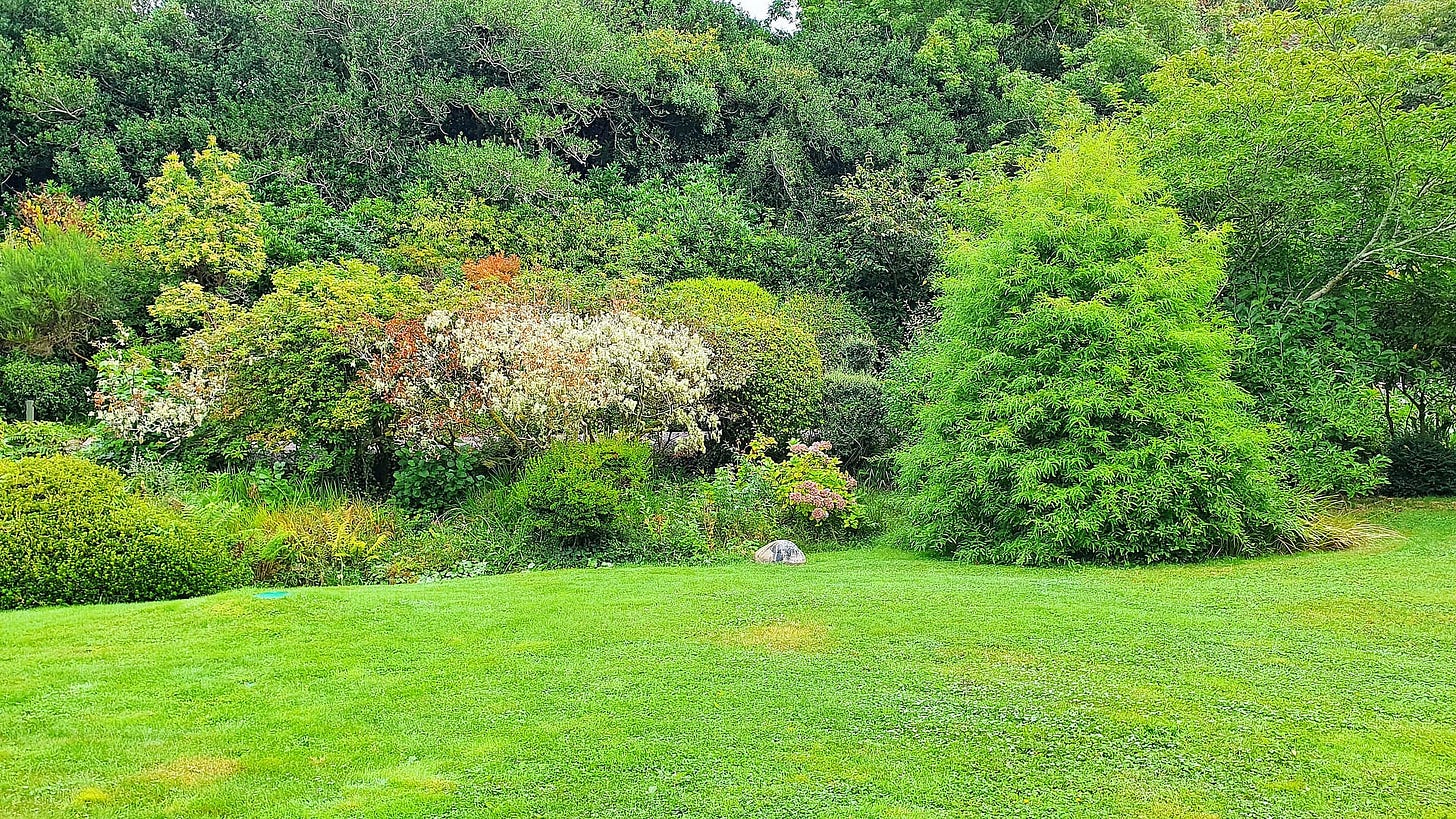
891;130;1300;564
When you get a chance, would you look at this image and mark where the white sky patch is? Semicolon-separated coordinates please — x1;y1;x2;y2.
727;0;798;32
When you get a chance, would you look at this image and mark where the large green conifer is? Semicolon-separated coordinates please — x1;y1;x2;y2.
893;131;1299;564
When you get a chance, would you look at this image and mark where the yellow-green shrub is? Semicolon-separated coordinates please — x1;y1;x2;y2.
651;278;824;444
0;456;238;608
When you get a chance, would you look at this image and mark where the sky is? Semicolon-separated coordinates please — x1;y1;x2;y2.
730;0;773;17
728;0;799;32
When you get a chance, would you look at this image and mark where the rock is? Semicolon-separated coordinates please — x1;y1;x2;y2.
754;539;806;565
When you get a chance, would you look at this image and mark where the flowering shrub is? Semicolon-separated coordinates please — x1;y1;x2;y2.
92;346;222;451
369;304;716;459
746;437;860;528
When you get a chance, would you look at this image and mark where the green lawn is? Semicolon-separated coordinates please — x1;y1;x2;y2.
2;507;1454;818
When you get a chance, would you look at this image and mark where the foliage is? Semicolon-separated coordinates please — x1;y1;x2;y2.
893;131;1297;564
652;278;825;443
92;345;222;451
779;291;878;372
508;438;654;557
391;449;489;514
0;227;121;358
0;354;91;421
0;456;238;608
1137;3;1456;492
242;503;397;588
370;304;716;461
136;137;266;292
817;371;897;469
1384;432;1456;497
1291;499;1405;551
9;188;99;243
745;437;861;529
188;259;427;476
0;421;92;460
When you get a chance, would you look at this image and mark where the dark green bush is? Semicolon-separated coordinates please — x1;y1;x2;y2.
818;371;896;468
1384;432;1456;497
892;132;1297;564
0;456;239;608
841;337;879;374
509;438;652;556
391;449;488;513
0;355;93;421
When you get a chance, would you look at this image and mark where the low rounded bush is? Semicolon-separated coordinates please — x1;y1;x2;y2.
0;456;239;608
0;354;92;421
817;371;897;468
509;438;652;556
1384;432;1456;497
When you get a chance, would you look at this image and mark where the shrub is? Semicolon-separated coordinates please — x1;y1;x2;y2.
1384;432;1456;497
188;259;426;476
652;277;778;324
0;355;92;421
136;137;265;291
842;337;879;374
508;438;652;556
371;304;715;461
391;449;488;514
892;131;1297;564
746;437;861;528
0;456;238;608
817;371;896;468
92;347;222;451
0;227;120;357
652;278;824;444
779;291;878;373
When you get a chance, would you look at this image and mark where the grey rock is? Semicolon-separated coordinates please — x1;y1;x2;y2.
754;539;806;565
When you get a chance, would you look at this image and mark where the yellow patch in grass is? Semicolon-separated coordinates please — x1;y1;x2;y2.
74;787;110;803
1142;802;1221;819
140;755;241;787
721;620;830;652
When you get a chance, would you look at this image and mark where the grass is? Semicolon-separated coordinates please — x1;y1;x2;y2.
1;506;1454;818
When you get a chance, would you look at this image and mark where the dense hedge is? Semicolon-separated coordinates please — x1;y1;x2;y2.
0;456;239;608
0;354;92;421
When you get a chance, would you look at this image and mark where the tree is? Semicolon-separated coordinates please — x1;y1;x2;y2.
138;137;265;292
892;131;1297;564
1136;0;1456;494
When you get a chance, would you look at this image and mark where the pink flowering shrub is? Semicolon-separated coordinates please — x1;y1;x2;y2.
747;436;860;529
